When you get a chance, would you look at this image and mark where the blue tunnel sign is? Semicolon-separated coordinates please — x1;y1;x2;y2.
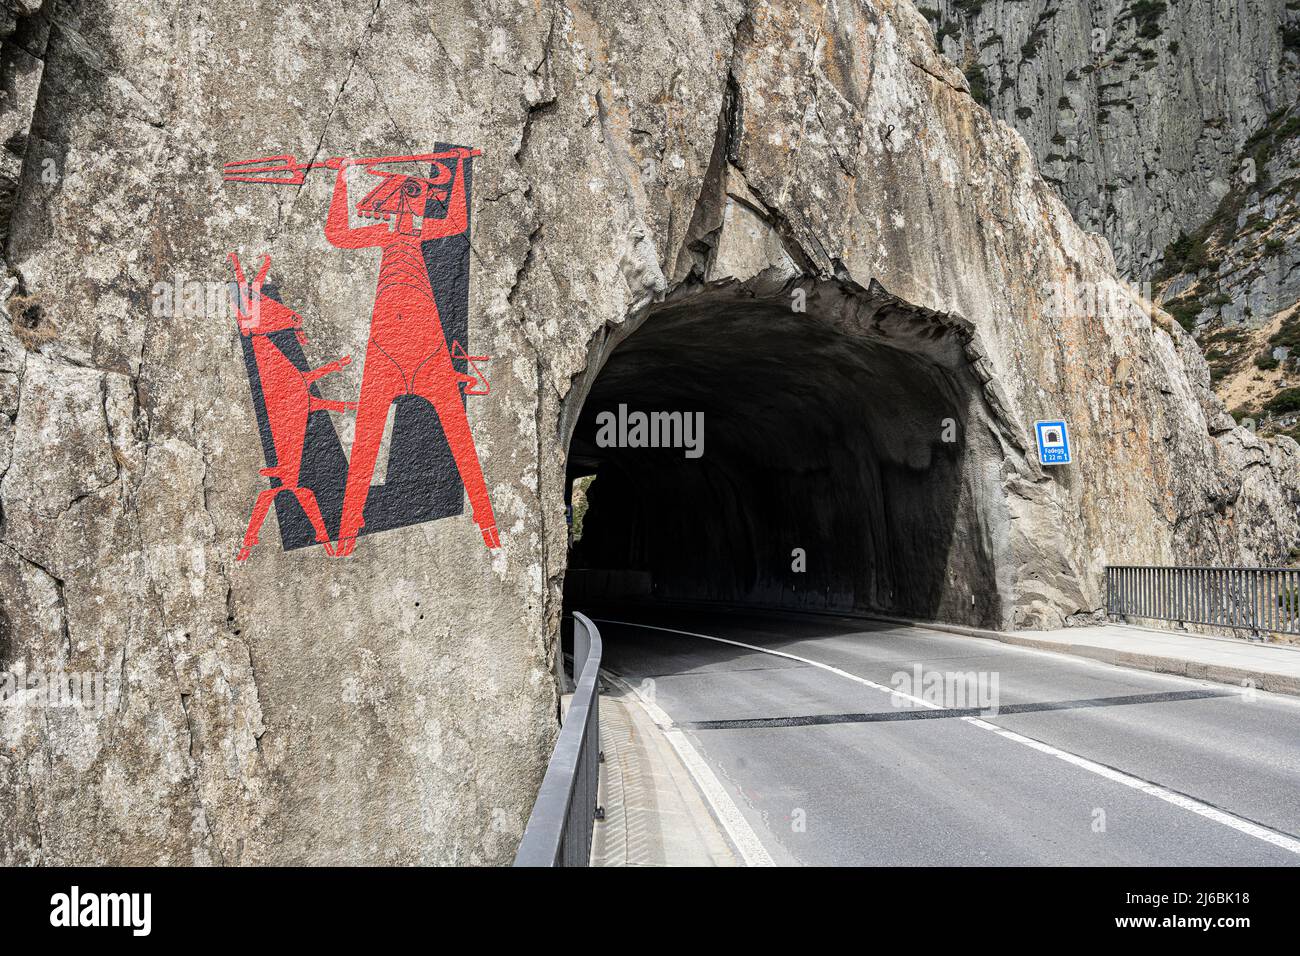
1035;420;1071;466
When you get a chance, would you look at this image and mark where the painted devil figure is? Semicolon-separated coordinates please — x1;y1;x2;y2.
322;151;499;554
224;146;501;559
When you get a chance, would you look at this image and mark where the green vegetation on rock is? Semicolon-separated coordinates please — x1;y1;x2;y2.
1130;0;1168;40
965;64;990;106
1165;295;1203;332
1265;387;1300;415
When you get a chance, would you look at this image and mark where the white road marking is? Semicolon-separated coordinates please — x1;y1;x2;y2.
596;618;1300;858
600;668;775;867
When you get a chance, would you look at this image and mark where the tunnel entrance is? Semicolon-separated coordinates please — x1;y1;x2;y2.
562;282;1008;629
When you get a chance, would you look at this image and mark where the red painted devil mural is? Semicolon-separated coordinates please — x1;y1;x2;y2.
224;146;500;559
228;252;356;561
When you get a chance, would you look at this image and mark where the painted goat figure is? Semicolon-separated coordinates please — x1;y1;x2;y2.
229;252;357;561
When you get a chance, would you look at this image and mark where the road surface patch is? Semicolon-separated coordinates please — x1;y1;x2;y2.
683;688;1234;729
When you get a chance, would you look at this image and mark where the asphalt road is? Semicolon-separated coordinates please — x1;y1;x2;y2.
590;605;1300;866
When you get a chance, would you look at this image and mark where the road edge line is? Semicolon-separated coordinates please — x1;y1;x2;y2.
599;667;776;867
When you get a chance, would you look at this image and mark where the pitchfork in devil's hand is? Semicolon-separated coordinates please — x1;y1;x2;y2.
222;149;483;186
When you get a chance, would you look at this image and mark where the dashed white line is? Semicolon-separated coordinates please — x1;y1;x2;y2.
596;618;1300;858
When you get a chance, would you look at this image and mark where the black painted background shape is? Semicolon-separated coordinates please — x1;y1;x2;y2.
237;144;474;551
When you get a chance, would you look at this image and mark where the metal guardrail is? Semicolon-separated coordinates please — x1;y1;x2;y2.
1106;565;1300;637
513;612;603;867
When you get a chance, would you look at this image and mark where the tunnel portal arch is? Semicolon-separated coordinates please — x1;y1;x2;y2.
560;279;1015;629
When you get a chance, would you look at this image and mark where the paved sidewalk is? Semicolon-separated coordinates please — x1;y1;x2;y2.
590;677;739;867
924;620;1300;697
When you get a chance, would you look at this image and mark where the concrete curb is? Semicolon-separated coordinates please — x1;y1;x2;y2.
591;669;755;866
611;599;1300;700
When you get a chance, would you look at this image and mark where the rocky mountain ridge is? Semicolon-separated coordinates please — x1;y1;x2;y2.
924;0;1300;436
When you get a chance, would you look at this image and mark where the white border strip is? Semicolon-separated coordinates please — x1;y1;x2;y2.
601;668;775;866
597;618;1300;858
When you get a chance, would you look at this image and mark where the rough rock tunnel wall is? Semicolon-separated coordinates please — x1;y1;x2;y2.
568;284;1008;627
0;0;1296;864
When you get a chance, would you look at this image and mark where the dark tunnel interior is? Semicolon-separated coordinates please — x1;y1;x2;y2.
563;290;1005;629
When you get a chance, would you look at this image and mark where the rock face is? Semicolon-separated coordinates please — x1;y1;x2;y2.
924;0;1298;278
0;0;1297;864
1156;106;1300;432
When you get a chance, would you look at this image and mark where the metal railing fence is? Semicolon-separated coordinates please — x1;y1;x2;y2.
513;612;603;866
1106;565;1300;637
